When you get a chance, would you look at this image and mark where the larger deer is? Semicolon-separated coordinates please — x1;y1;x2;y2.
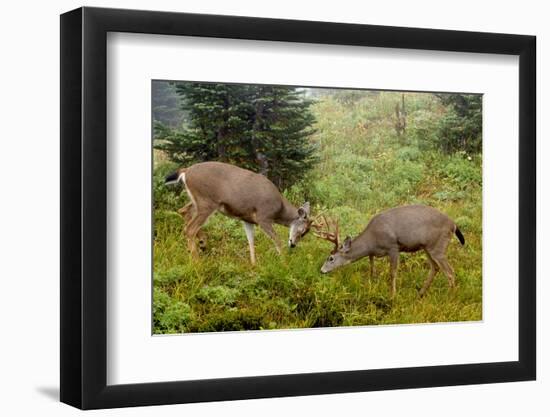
165;161;313;264
314;205;465;298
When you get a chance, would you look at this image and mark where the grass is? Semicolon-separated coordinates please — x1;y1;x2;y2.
153;91;482;334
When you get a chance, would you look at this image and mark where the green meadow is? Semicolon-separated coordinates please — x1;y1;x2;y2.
153;91;482;334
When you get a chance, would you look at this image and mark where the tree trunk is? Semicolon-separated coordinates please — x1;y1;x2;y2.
394;93;407;143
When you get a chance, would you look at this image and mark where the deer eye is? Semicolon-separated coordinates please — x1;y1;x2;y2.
328;256;334;262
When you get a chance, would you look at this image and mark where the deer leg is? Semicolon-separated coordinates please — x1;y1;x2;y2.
437;256;456;290
179;203;207;250
185;209;214;259
243;221;256;265
197;232;207;251
431;236;456;290
178;202;194;220
258;221;282;255
388;250;399;298
369;255;375;279
419;251;439;297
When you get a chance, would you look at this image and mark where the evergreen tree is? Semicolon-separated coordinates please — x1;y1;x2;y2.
152;81;187;128
154;82;317;189
435;93;482;154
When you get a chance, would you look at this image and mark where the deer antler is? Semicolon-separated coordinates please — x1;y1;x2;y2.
312;215;340;252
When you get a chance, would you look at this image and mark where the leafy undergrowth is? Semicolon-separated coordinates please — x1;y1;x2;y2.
153;92;482;334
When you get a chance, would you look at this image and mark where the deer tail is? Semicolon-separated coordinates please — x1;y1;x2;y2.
454;226;465;245
165;168;186;185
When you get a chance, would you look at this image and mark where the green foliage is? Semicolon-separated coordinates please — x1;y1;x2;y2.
188;310;266;333
396;146;422;161
435;94;482;154
408;109;440;150
153;90;482;334
153;288;192;333
152;161;187;211
154;82;318;189
435;153;482;188
194;285;239;307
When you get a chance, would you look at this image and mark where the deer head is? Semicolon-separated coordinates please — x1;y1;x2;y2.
320;236;353;273
288;202;312;248
313;215;354;273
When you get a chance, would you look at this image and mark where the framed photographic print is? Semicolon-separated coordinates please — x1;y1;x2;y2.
60;6;536;410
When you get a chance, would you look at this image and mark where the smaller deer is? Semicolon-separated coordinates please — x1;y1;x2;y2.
315;205;465;298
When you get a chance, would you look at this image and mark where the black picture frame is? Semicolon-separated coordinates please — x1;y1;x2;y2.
60;6;536;410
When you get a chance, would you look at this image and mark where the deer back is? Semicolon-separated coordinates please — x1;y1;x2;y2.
358;205;456;253
183;161;296;223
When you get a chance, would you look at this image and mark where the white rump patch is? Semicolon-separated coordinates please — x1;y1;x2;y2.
181;172;198;208
165;172;186;186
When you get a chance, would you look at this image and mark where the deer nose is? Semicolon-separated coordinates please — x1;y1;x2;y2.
289;241;296;248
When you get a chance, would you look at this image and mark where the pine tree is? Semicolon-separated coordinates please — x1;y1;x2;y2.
435;94;482;154
152;81;187;128
248;86;317;188
154;82;317;189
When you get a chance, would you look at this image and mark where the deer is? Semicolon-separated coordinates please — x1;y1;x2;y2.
314;205;465;298
165;161;313;264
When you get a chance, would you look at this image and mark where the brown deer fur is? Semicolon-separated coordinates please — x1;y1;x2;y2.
318;205;465;298
165;161;312;264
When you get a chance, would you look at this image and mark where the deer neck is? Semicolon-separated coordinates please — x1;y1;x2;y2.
347;235;374;260
275;198;299;227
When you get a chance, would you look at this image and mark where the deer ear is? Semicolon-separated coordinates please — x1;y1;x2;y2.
342;236;352;252
298;202;310;218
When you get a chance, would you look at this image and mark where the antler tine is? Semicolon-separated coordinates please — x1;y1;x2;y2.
311;214;325;232
312;214;329;237
334;217;340;247
312;214;340;249
311;214;325;230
